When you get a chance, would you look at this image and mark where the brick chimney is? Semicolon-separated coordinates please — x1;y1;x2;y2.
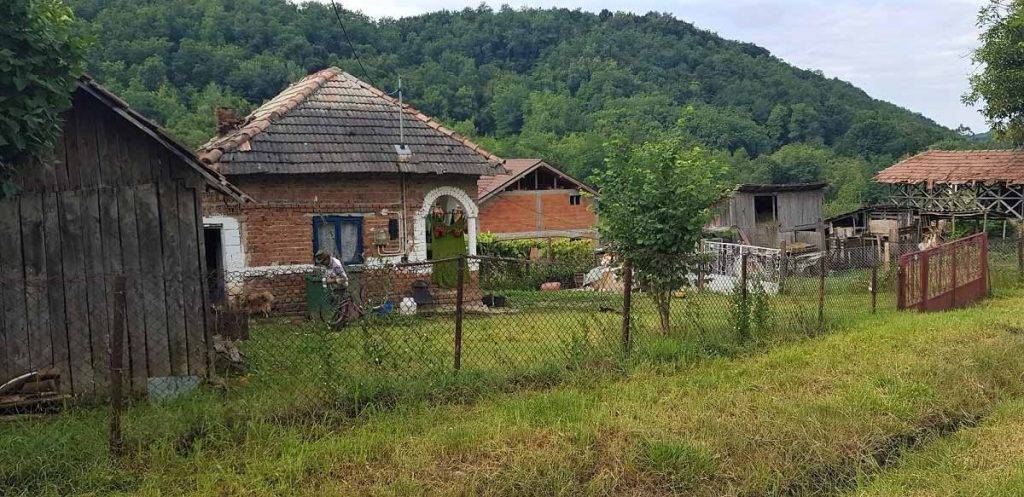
215;107;244;136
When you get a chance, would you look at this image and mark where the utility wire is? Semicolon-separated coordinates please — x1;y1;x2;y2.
329;0;379;90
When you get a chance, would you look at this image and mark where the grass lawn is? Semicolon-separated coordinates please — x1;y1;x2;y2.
3;290;1023;496
845;395;1024;497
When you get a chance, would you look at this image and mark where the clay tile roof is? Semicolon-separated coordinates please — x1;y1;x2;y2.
197;67;505;177
477;158;598;202
875;150;1024;185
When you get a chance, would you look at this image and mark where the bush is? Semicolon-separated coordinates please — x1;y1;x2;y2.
477;235;598;291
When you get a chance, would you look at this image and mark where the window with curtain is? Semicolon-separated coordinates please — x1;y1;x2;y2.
312;216;364;265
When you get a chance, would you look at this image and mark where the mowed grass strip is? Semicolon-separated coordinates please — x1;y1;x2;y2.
845;395;1024;497
4;294;1024;496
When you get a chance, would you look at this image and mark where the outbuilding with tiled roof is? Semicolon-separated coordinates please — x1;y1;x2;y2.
876;150;1024;219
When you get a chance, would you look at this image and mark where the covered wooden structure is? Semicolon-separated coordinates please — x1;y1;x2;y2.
876;150;1024;220
1;76;246;398
709;182;827;250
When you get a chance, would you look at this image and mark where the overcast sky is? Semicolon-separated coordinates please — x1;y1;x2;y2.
326;0;988;131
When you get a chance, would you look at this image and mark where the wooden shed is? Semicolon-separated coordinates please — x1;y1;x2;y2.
709;182;827;250
1;76;246;398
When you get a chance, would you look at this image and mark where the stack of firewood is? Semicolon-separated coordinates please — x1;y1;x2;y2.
0;368;65;412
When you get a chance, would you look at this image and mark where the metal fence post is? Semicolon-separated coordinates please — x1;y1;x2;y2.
740;253;749;306
108;275;126;457
818;253;826;333
950;242;958;306
778;245;788;295
621;260;633;355
454;255;465;371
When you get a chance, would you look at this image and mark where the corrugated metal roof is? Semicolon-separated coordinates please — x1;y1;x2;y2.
875;150;1024;185
736;182;828;193
197;67;506;177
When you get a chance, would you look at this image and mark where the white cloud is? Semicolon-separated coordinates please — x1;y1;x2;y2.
325;0;988;131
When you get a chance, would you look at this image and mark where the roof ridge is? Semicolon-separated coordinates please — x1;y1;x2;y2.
339;70;505;166
197;68;341;166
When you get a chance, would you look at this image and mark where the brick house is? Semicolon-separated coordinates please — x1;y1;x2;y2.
198;67;505;314
477;159;598;240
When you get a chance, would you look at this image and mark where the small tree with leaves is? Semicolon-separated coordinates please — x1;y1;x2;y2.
597;140;729;334
0;0;85;194
966;1;1024;144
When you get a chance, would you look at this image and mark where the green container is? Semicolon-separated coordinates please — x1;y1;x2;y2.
305;275;331;319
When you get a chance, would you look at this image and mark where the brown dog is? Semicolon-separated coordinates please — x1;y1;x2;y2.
241;291;274;318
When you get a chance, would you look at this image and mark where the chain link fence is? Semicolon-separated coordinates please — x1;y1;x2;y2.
3;238;1024;472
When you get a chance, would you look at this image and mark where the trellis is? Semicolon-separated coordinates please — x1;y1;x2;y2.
888;182;1024;219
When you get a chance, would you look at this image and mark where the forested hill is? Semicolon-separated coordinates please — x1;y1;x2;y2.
70;0;963;211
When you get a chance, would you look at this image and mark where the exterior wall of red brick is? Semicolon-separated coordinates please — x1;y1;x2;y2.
204;172;478;267
478;190;597;237
202;172;481;315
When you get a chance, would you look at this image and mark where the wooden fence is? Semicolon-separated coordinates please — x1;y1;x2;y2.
898;233;988;312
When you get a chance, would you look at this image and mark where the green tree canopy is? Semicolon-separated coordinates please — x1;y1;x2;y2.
1;0;86;190
597;140;729;332
966;1;1024;144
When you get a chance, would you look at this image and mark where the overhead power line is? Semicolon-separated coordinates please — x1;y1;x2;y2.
329;0;378;89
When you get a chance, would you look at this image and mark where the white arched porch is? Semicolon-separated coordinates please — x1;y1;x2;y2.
411;186;478;262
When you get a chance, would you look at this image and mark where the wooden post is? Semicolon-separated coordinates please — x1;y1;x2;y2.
870;262;878;314
818;252;826;333
108;275;126;457
453;255;465;371
1018;235;1024;283
883;241;892;274
621;260;633;354
778;241;787;295
697;262;705;292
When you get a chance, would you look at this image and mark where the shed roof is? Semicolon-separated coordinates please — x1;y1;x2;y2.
78;76;248;202
736;182;828;193
875;150;1024;185
198;67;505;177
477;158;597;202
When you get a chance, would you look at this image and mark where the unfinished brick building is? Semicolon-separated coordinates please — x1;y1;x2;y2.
477;159;598;240
198;67;506;315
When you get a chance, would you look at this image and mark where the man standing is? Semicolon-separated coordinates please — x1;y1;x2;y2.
315;250;349;289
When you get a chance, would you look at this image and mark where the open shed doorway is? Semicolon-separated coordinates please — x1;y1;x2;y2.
754;195;777;224
204;226;226;303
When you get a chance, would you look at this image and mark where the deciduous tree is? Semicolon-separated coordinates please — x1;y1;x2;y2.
597;140;729;333
0;0;85;193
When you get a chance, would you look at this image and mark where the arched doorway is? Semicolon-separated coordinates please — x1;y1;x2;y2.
411;186;479;262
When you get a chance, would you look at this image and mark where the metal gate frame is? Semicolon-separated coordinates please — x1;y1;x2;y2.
898;232;988;312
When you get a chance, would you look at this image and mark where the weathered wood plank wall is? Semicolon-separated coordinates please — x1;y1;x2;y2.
0;89;213;398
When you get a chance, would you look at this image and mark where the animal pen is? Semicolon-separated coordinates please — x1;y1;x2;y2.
0;77;245;407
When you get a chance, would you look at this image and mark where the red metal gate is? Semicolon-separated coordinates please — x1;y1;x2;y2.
898;233;988;312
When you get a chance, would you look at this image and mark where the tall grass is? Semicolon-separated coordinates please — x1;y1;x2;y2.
2;291;1023;496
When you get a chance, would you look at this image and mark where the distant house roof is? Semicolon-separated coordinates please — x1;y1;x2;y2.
736;182;828;194
198;67;505;177
875;150;1024;185
477;158;598;203
77;76;249;202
